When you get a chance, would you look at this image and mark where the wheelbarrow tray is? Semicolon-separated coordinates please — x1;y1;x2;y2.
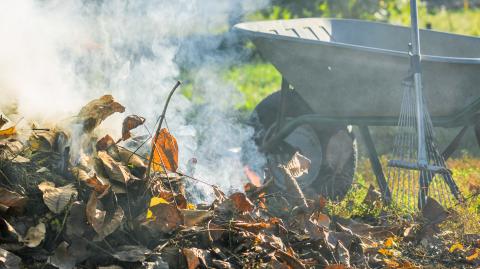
234;18;480;122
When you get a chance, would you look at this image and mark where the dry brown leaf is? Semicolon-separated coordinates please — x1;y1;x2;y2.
152;128;178;172
149;202;182;233
23;222;46;248
0;247;21;269
0;188;27;214
96;135;116;151
77;95;125;132
97;151;131;183
181;209;214;227
229;192;254;213
121;115;145;141
85;192;124;240
244;166;262;187
182;248;206;269
311;212;331;229
38;182;77;214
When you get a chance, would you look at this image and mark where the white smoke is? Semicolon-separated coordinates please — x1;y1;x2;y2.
0;0;268;202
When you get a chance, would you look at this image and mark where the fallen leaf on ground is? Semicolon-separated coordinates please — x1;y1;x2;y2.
449;242;464;253
378;248;394;256
244;166;262;187
336;241;350;267
96;135;116;151
86;192;124;240
152;128;178;172
229;192;254;213
121;115;145;141
97;151;131;183
275;249;305;269
0;188;27;214
466;248;480;261
23;222;46;248
0;247;21;269
149;202;182;233
38;181;77;214
66;202;89;238
384;237;396;248
76;95;125;132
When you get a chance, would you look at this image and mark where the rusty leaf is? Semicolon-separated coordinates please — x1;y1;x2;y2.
38;181;77;214
121;115;145;141
76;95;125;133
229;192;254;213
96;135;116;152
274;249;306;269
152;128;178;172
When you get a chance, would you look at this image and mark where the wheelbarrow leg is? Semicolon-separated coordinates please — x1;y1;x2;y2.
359;125;392;204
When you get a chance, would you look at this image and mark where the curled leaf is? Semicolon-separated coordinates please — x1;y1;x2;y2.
97;151;131;183
38;182;77;214
449;242;464;253
76;95;125;133
121;115;145;141
152;128;178;172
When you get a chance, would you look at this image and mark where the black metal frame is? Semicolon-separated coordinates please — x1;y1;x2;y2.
263;77;480;205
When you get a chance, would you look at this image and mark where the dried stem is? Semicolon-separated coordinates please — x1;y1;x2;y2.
146;81;182;179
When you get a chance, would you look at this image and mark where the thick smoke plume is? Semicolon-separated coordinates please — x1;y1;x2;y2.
0;0;268;202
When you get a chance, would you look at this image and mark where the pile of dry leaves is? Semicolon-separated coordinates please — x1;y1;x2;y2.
0;94;479;269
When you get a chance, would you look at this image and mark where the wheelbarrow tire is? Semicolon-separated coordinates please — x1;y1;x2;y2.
250;90;357;200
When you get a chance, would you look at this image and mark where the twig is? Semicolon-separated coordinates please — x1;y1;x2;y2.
146;81;182;179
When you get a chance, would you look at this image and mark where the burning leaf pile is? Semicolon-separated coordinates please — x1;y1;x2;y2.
0;93;480;269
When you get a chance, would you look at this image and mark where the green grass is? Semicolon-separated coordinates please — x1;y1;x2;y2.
225;62;281;111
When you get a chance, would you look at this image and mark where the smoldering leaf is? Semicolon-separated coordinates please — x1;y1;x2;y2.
152;128;178;173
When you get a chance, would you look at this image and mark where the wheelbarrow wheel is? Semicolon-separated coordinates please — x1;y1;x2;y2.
250;90;357;200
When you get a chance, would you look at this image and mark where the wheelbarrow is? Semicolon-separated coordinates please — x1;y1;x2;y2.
234;18;480;200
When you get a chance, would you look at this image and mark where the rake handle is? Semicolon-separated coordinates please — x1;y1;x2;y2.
410;0;428;167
